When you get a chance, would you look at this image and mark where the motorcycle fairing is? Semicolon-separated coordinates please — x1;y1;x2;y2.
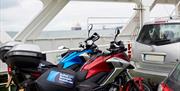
82;53;128;79
106;57;133;69
100;68;123;86
58;49;93;69
82;55;111;79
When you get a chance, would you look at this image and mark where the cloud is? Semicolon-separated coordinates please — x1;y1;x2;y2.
44;1;136;30
1;0;175;33
150;4;175;17
1;0;136;32
0;0;19;9
0;0;43;31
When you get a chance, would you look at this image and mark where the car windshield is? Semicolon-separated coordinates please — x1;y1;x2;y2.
137;23;180;45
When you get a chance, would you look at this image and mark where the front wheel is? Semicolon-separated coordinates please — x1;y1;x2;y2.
124;81;152;91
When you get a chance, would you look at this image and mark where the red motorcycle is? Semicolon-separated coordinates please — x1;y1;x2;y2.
35;28;152;91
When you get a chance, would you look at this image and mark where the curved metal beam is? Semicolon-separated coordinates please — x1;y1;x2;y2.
176;1;180;17
14;0;178;42
14;0;70;42
0;31;12;43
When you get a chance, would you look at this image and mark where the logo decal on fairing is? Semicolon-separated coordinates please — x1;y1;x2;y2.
47;71;75;87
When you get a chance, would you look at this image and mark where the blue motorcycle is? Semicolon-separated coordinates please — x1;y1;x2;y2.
57;25;101;71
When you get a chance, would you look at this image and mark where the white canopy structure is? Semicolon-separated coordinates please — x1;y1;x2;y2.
0;0;179;43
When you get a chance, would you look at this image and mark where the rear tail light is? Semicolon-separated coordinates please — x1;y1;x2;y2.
31;72;41;78
7;66;12;74
158;82;172;91
127;41;132;59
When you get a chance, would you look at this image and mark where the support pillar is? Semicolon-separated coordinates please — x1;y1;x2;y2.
141;0;156;23
175;1;180;17
0;31;12;43
121;0;156;35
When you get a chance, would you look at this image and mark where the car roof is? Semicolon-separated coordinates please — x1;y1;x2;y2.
145;19;180;25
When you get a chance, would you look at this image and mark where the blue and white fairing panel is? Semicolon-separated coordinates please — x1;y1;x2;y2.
58;49;93;69
47;70;75;88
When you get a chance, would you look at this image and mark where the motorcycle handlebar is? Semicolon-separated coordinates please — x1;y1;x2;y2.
79;32;100;50
85;32;100;43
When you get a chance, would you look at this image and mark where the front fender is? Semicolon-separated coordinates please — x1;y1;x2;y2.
123;77;144;91
132;77;144;91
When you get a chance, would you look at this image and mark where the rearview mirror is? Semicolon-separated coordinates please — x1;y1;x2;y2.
88;24;93;37
114;27;120;41
91;32;100;42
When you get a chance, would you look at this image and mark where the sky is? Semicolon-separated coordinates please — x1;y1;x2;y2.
0;0;176;32
0;0;43;31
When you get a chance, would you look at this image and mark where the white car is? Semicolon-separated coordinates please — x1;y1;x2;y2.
132;19;180;76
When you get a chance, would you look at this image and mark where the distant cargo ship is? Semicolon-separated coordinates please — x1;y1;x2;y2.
71;23;82;31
